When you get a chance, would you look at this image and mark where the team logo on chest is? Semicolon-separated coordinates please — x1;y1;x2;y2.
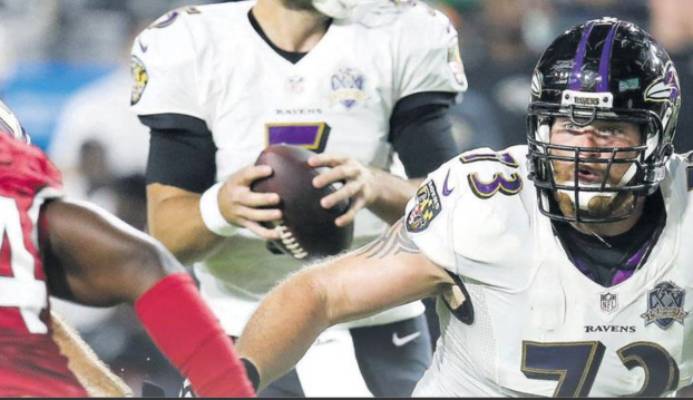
600;292;618;314
329;67;367;109
641;281;689;329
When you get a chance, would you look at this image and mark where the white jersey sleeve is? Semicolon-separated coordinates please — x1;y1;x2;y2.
404;155;461;270
405;147;528;276
392;3;467;100
130;9;204;119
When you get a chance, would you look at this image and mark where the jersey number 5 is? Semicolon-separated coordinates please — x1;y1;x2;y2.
266;122;331;153
0;196;48;334
521;340;679;397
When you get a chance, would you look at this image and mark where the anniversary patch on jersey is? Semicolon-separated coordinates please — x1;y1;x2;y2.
406;180;441;233
329;67;367;109
130;55;149;106
641;281;689;329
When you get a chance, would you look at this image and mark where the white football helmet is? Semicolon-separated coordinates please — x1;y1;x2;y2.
0;100;29;143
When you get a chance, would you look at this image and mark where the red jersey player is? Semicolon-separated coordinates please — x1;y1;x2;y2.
0;100;255;397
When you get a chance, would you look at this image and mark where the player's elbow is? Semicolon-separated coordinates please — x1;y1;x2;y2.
147;201;210;265
115;241;179;303
72;242;169;307
296;265;348;327
286;267;334;327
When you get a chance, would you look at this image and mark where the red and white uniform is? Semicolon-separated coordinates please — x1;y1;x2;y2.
0;134;86;397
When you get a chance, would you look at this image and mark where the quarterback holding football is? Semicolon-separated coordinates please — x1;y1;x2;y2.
236;17;693;397
132;0;466;396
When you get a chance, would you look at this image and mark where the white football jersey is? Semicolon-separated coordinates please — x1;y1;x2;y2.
406;145;693;397
131;1;466;335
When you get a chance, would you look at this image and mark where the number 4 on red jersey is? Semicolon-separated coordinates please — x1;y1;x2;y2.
0;134;62;334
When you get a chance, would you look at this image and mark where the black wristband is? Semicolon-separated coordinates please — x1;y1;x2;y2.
241;357;260;392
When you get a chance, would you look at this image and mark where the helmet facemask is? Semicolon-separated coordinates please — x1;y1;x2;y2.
526;18;680;224
527;104;669;223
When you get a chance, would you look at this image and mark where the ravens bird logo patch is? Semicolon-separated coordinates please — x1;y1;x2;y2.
130;55;149;106
406;180;442;233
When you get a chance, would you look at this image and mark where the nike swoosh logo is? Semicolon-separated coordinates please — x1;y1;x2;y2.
138;38;149;53
442;169;454;196
316;337;337;345
392;331;421;347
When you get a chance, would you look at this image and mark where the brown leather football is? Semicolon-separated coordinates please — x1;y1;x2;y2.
251;145;354;260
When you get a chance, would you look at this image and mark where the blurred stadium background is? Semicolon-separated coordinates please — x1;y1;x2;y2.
1;0;691;396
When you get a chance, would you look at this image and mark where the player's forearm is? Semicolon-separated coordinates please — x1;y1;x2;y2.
236;270;331;390
369;169;422;225
148;194;224;264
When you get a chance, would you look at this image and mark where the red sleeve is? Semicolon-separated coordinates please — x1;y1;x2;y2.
135;273;255;398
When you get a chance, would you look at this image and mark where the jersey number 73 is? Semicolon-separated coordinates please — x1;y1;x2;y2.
522;340;679;397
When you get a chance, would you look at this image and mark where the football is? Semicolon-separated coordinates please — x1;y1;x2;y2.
251;145;354;260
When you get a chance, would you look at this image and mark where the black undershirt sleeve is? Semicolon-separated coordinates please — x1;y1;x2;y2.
139;113;217;193
40;202;74;301
389;91;460;178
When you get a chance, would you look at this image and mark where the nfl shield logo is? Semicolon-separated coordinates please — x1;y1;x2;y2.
600;293;618;313
286;75;305;94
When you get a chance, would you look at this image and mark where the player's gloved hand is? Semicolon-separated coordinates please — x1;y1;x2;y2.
309;154;380;227
218;165;283;240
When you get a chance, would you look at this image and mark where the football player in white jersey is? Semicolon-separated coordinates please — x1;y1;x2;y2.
234;18;693;397
131;0;466;396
